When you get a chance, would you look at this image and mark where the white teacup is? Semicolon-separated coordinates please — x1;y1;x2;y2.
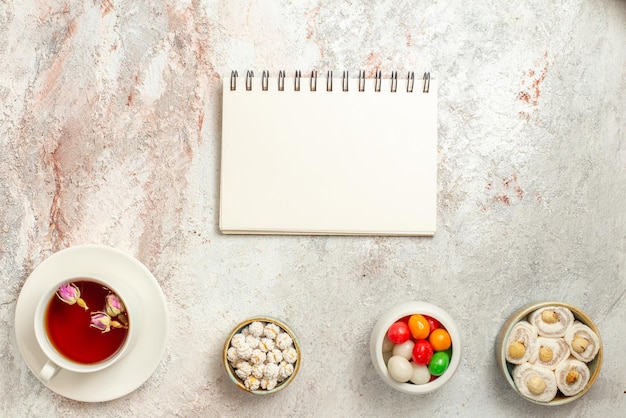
33;277;140;382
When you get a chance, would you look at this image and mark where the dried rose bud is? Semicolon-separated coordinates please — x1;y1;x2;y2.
90;312;112;333
105;293;125;317
90;311;128;333
56;283;88;310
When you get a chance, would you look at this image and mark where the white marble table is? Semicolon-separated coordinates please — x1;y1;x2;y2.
1;0;625;416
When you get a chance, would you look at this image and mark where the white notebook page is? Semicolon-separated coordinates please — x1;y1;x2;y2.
220;75;437;236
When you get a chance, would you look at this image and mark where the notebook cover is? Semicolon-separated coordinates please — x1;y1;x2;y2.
219;75;437;236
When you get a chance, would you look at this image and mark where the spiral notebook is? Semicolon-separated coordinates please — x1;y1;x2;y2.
220;70;437;236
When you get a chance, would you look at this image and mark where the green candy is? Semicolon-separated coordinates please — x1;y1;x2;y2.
428;351;450;376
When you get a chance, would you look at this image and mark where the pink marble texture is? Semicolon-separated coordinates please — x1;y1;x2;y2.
1;0;626;416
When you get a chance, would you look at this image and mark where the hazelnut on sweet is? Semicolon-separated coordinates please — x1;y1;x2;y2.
508;341;526;359
541;310;559;324
566;370;580;385
539;346;554;362
527;376;546;395
572;336;589;353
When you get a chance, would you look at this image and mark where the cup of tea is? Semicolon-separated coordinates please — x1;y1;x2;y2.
33;277;140;382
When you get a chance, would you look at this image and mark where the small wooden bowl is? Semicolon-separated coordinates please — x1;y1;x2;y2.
496;301;602;405
223;316;301;395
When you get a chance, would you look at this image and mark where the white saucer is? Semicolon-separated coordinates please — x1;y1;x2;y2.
15;245;168;402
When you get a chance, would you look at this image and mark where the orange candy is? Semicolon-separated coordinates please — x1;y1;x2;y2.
407;314;430;340
429;328;451;351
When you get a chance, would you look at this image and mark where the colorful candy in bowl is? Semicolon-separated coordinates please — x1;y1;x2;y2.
370;301;462;394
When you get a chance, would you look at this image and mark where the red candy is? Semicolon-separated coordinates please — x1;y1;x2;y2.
412;340;434;365
387;321;410;344
424;315;441;332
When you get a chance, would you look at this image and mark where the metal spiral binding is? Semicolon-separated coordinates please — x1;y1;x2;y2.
229;70;431;93
294;70;301;91
422;72;431;93
230;70;238;91
310;70;317;91
390;71;398;93
245;70;253;91
261;70;269;91
278;71;286;91
407;72;415;93
358;70;366;92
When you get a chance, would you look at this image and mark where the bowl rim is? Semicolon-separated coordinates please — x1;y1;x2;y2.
496;301;603;406
370;301;462;394
223;316;301;395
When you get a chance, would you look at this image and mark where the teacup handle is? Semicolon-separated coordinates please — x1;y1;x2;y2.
39;360;61;383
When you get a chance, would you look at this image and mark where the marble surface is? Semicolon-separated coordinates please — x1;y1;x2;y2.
1;0;625;416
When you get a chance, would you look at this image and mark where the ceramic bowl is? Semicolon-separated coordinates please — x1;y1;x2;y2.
223;316;301;395
496;301;602;405
370;301;462;394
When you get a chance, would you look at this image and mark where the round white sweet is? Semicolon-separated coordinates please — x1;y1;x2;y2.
263;323;281;340
392;340;415;360
276;332;293;350
264;362;279;379
230;333;246;348
244;376;261;390
236;342;253;359
250;349;266;365
245;335;260;349
251;363;265;379
261;378;278;390
382;335;394;353
258;337;275;352
277;361;294;381
248;321;265;338
226;346;239;363
410;363;430;384
387;356;413;383
234;360;252;380
282;347;298;364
